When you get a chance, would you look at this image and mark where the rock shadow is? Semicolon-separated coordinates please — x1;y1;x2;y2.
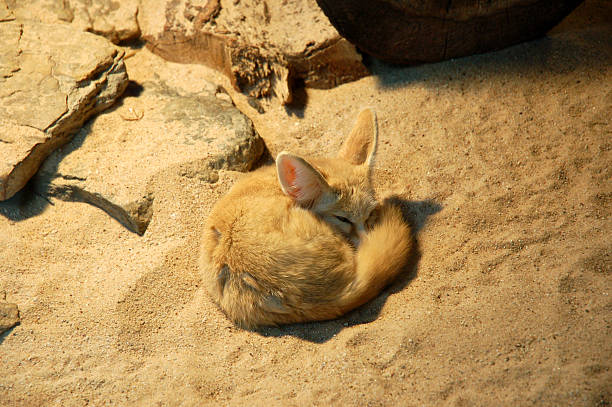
284;79;309;118
0;177;51;222
0;324;18;345
0;118;98;222
257;196;442;343
367;2;612;91
0;82;145;224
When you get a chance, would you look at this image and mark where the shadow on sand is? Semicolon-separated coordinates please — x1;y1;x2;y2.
280;0;612;118
0;324;19;346
0;81;145;224
367;0;611;92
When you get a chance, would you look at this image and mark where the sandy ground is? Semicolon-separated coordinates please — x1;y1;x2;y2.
1;1;611;406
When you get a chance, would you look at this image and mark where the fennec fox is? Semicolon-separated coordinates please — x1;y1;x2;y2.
199;109;412;328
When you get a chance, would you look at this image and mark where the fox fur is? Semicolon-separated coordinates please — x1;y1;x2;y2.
199;109;412;328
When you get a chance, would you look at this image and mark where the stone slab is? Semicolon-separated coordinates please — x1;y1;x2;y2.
5;0;140;43
0;20;128;200
35;55;264;235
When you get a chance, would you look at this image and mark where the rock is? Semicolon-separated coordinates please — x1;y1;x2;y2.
315;0;584;64
35;50;264;235
5;0;140;43
0;292;20;334
0;21;128;201
139;0;368;104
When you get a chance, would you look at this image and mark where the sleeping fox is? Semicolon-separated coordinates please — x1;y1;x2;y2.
199;109;412;328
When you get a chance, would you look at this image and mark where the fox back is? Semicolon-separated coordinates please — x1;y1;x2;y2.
199;109;412;328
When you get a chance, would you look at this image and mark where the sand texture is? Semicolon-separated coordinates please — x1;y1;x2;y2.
0;1;611;406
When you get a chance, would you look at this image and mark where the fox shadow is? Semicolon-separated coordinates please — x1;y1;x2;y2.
257;196;441;343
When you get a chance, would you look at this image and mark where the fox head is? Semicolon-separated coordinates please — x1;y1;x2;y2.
276;109;379;246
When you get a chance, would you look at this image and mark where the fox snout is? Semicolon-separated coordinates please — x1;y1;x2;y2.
349;223;368;247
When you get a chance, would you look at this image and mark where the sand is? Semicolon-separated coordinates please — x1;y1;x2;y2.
1;1;610;405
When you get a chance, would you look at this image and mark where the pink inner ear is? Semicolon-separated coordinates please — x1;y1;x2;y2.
280;160;301;198
278;155;323;205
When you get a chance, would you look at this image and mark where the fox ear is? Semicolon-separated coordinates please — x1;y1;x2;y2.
338;108;378;168
276;152;329;207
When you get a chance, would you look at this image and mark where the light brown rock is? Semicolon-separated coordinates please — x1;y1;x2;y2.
0;21;128;201
139;0;368;104
0;292;19;334
6;0;140;43
35;50;264;235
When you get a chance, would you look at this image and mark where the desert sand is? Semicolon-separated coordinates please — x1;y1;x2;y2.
1;1;610;406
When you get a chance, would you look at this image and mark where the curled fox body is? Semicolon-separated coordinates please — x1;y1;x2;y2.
199;109;412;328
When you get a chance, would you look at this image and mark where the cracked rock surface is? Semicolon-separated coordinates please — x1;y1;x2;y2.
5;0;140;43
35;49;264;235
139;0;368;103
0;20;128;201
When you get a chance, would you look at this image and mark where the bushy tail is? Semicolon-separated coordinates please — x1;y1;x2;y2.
339;203;413;312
